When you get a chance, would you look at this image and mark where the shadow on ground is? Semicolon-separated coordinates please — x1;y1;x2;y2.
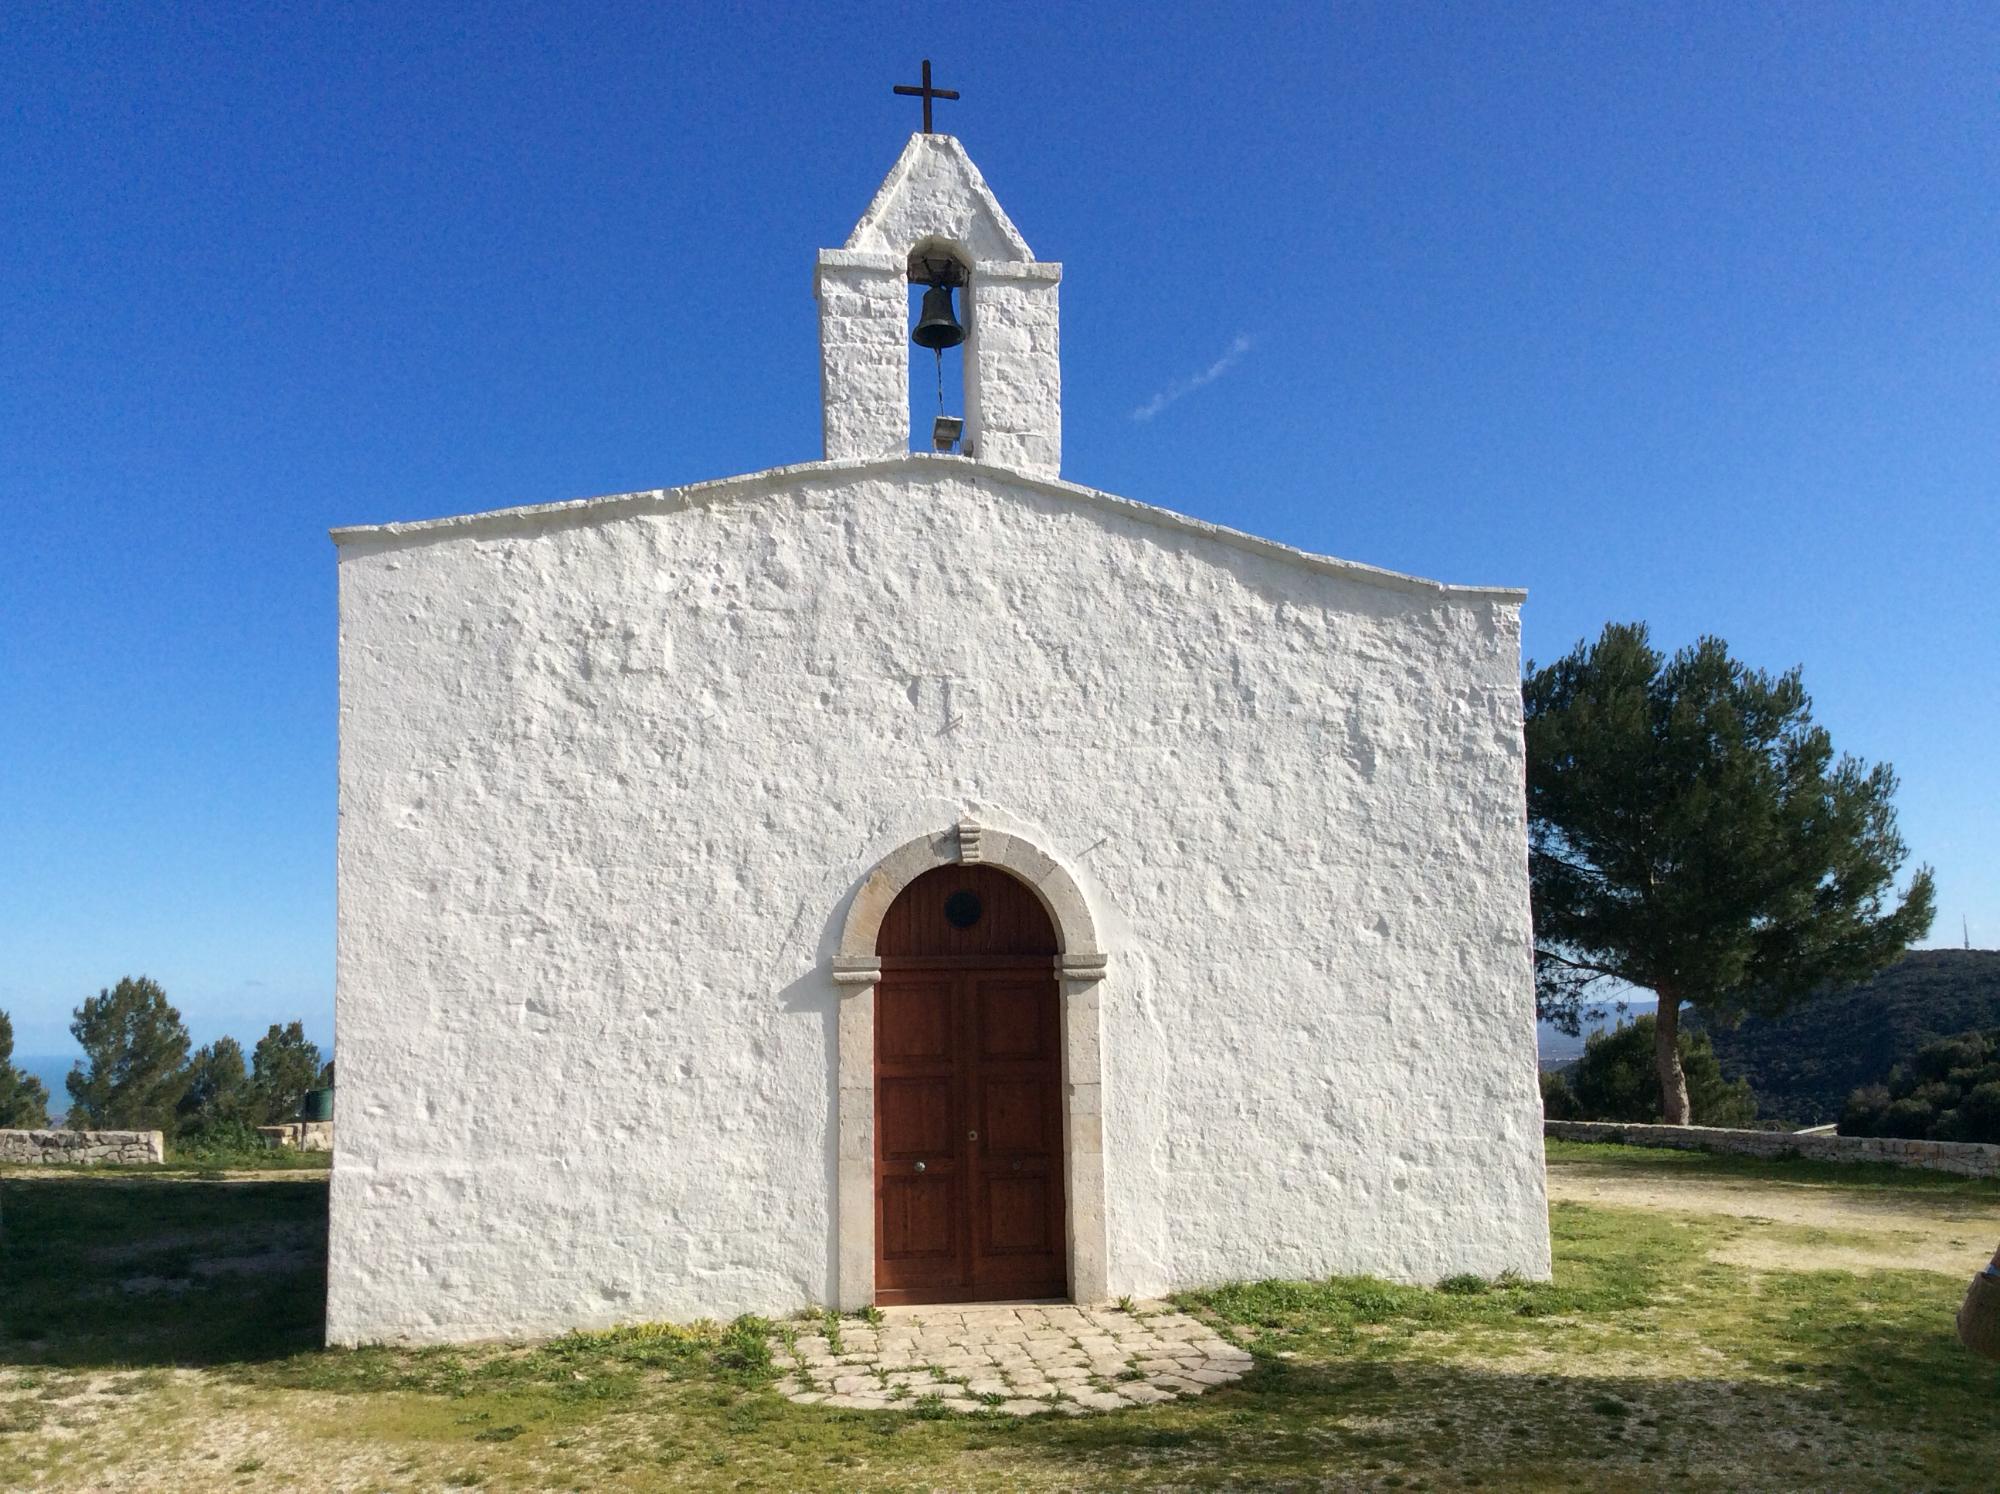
989;1349;1993;1491
5;1172;1999;1492
0;1177;328;1368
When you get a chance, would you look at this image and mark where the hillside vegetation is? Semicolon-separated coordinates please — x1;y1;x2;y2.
1841;1027;2000;1143
1700;949;2000;1124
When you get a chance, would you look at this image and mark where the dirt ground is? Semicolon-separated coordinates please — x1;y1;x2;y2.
1546;1155;2000;1276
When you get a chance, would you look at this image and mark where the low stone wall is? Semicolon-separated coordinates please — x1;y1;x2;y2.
0;1129;165;1166
1547;1120;2000;1179
258;1121;335;1153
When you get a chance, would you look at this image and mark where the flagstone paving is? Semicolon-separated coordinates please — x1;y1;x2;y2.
768;1300;1254;1415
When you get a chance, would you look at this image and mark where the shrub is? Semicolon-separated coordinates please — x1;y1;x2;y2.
169;1117;278;1165
1563;1014;1756;1127
1540;1069;1582;1120
1839;1028;2000;1143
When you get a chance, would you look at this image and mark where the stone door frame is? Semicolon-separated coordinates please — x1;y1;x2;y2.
832;820;1108;1309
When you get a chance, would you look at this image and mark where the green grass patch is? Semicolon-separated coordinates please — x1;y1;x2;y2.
3;1145;1998;1490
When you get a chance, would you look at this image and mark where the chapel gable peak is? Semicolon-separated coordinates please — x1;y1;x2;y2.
843;133;1033;263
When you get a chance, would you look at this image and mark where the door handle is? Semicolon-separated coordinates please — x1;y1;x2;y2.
967;1129;978;1142
914;1161;926;1173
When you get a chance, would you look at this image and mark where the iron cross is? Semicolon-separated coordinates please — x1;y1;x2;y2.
893;59;959;134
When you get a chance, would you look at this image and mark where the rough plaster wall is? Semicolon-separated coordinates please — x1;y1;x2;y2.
328;463;1549;1346
965;272;1060;478
816;257;908;462
844;134;1033;263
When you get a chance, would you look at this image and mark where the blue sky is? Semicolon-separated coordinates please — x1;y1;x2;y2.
3;3;1995;1060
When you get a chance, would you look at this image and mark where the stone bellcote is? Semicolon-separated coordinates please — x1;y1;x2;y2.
814;134;1062;479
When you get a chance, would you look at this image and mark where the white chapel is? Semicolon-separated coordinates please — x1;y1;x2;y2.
325;126;1550;1346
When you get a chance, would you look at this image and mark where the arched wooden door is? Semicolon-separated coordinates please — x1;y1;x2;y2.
874;865;1068;1305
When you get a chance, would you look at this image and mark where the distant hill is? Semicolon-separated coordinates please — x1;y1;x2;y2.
1537;1002;1643;1070
1697;950;2000;1125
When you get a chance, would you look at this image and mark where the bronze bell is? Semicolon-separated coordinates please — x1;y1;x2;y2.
912;283;965;350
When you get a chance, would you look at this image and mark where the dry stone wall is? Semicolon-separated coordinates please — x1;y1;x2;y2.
259;1121;335;1152
0;1130;164;1166
1547;1120;2000;1179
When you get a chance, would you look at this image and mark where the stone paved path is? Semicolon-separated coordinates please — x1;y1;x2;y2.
770;1300;1253;1415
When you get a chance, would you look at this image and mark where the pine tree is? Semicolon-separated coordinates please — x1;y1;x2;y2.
0;1008;53;1129
65;977;191;1131
176;1036;254;1138
1525;624;1934;1124
250;1021;324;1125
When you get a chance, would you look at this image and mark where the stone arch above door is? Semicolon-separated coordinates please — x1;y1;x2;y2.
834;819;1104;980
832;820;1108;1309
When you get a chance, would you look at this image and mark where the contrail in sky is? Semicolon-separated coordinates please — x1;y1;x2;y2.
1132;334;1254;421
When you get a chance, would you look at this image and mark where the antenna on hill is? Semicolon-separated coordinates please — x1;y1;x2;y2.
1967;915;1972;951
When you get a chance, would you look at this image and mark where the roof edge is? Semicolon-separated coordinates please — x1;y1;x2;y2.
329;455;1527;604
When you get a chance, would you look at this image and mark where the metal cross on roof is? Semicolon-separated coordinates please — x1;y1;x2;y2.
893;59;959;134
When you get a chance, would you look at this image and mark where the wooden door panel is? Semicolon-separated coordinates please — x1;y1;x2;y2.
881;1175;957;1261
976;980;1050;1058
980;1077;1051;1154
878;980;953;1061
981;1175;1052;1253
967;973;1067;1299
876;973;964;1297
878;1077;953;1158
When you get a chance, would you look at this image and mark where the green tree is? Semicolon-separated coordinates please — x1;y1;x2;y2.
1525;623;1934;1124
251;1021;323;1124
65;977;191;1131
1539;1067;1582;1120
1840;1029;2000;1144
0;1008;53;1129
1559;1014;1757;1127
176;1036;253;1138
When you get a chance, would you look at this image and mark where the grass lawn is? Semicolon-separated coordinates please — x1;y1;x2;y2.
1;1142;1995;1490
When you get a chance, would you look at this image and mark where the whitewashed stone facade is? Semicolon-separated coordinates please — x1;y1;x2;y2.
326;135;1549;1347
